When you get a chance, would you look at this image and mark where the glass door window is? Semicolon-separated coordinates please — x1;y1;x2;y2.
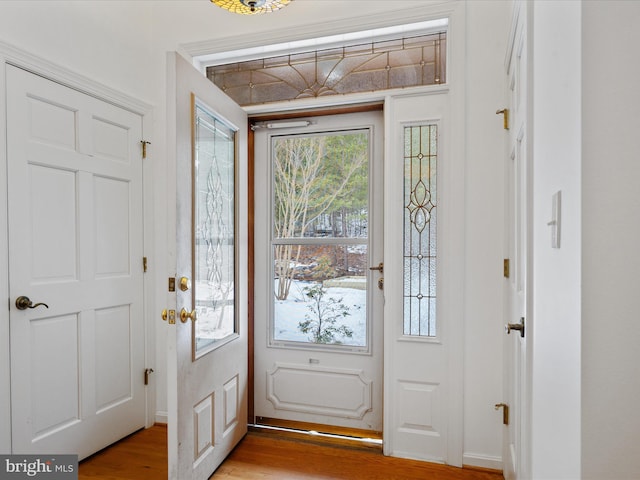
270;130;370;349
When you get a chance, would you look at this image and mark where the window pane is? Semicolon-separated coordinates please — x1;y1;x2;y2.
193;101;236;356
273;131;369;239
270;127;371;349
273;244;367;347
403;124;437;337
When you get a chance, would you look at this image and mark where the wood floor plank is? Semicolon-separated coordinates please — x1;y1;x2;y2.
79;425;503;480
212;433;503;480
79;425;168;480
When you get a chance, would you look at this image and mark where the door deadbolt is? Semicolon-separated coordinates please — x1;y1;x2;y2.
179;277;191;292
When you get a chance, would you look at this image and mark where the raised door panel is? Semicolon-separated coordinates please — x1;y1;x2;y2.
29;165;78;283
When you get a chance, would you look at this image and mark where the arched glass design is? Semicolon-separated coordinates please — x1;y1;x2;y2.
206;32;446;106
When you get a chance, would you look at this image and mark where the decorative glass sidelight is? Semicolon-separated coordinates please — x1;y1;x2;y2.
403;124;437;337
192;99;237;358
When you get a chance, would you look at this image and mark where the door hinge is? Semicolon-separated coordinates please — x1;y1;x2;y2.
144;368;154;385
503;258;510;278
143;256;148;273
141;140;151;159
496;108;509;130
495;403;509;425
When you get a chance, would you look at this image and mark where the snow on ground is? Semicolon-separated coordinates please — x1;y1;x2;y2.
274;279;367;346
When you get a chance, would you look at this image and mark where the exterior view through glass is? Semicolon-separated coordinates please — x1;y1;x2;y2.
271;130;369;347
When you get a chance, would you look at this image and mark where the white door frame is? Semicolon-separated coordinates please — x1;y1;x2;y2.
0;40;156;455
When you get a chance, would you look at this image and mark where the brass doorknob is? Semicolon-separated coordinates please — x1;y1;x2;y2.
15;296;49;310
180;308;197;323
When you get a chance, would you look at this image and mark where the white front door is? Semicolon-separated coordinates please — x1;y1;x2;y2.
253;111;384;433
502;3;530;478
7;64;145;459
167;52;248;479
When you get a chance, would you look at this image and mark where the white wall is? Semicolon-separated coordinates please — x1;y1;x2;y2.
462;0;508;469
0;1;154;102
530;2;582;478
0;0;507;468
582;2;640;478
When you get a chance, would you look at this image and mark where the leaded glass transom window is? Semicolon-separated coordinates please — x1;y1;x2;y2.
206;32;446;106
404;124;437;337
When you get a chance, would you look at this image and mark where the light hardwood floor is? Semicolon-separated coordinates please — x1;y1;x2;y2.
79;425;504;479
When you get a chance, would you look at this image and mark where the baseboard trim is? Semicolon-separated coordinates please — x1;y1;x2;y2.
155;412;168;425
463;453;502;471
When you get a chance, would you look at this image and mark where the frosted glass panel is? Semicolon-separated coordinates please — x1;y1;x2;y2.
403;125;437;337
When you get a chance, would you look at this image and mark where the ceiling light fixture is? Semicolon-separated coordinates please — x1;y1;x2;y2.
210;0;293;15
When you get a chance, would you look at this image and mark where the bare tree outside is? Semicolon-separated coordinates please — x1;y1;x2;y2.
273;132;368;301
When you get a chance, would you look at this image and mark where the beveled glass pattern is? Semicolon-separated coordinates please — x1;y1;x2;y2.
403;125;437;337
206;32;446;106
193;101;236;357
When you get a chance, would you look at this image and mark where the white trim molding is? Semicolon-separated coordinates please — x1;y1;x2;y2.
183;1;459;62
463;453;503;471
0;40;152;116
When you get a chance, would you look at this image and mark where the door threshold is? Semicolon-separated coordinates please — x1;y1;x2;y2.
250;419;382;452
